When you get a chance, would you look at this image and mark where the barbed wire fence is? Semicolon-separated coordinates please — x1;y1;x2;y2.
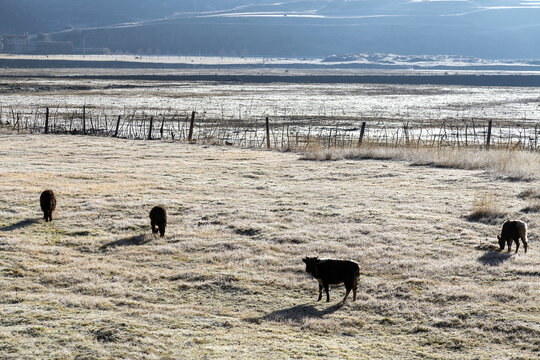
0;105;538;151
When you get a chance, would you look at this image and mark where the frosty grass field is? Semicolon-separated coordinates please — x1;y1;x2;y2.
1;74;540;127
0;73;539;359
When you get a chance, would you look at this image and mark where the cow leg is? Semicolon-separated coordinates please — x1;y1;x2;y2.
151;221;158;234
352;277;358;302
522;235;528;253
159;225;165;237
342;288;351;304
514;238;520;253
507;239;512;253
324;283;330;302
341;280;354;304
317;282;323;301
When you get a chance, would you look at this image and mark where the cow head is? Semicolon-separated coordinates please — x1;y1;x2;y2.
302;256;320;275
497;235;505;251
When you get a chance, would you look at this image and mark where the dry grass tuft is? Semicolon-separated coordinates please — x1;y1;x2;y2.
467;193;506;223
521;203;540;214
518;187;540;200
518;187;540;214
302;145;540;181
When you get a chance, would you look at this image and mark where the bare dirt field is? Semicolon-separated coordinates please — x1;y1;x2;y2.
0;134;538;359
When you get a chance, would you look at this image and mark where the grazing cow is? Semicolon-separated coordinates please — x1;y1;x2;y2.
40;190;56;222
498;220;528;253
150;206;167;237
302;257;360;303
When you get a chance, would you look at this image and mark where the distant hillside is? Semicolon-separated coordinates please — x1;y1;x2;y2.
0;0;276;33
0;0;44;34
2;0;540;59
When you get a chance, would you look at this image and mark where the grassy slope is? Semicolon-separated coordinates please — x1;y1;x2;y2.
0;134;538;359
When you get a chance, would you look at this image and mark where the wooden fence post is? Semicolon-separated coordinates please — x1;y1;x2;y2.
265;116;271;149
44;107;49;134
188;111;196;141
82;105;86;135
532;121;538;150
358;121;366;146
114;115;121;137
403;122;410;145
148;116;154;140
160;116;165;139
486;120;492;149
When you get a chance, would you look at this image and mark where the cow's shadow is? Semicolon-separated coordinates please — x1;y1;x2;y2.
99;234;151;251
0;218;39;232
247;303;342;324
477;250;512;266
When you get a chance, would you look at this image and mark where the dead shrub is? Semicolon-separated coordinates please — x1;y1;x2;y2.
466;193;506;224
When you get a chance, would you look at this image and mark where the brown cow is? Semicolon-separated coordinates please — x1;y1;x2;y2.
40;190;56;222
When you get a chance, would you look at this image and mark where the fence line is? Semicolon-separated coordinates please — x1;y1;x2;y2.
0;106;538;151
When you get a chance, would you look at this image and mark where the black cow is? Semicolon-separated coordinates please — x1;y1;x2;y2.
150;206;167;237
498;220;528;253
302;257;360;303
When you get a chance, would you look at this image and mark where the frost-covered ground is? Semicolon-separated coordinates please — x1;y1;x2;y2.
0;54;316;66
1;76;539;125
1;74;538;148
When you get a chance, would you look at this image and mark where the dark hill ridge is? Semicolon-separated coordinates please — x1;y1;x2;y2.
0;0;276;33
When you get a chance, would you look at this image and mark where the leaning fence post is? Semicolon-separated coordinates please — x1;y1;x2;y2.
82;105;86;135
358;121;366;146
486;120;492;149
147;116;154;140
265;116;271;149
188;111;196;141
114;115;121;137
44;107;49;134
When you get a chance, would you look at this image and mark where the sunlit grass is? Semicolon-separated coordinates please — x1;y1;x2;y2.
0;134;538;359
301;144;540;181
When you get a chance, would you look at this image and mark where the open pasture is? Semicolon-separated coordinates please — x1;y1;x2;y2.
0;134;538;359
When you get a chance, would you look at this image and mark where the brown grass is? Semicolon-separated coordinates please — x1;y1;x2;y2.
301;145;540;181
0;134;538;359
518;187;540;200
466;193;507;224
521;204;540;214
517;187;540;214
